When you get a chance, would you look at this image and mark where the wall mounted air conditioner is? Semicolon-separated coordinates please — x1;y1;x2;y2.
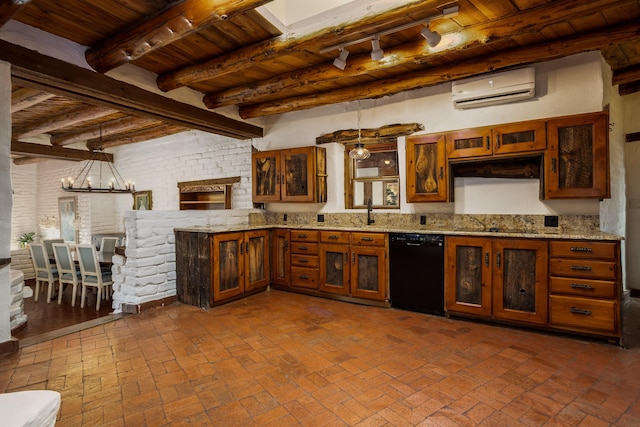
452;67;536;109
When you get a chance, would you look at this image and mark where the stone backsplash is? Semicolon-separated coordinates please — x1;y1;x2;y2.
250;211;601;234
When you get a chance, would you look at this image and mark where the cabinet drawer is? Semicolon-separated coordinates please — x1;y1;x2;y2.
550;276;616;299
320;231;350;244
549;241;616;260
291;267;320;289
291;254;319;268
549;258;617;280
291;230;319;242
290;242;319;255
549;295;616;334
350;232;386;247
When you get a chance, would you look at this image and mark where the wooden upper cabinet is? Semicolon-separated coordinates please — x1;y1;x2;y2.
446;127;493;159
406;134;447;202
252;146;327;203
545;112;609;199
446;120;546;159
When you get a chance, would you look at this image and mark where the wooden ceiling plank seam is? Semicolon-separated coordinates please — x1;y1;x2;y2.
237;20;640;118
11;87;56;113
85;0;274;73
614;64;640;85
16;104;118;139
51;116;161;146
155;0;448;91
86;123;187;150
0;39;263;139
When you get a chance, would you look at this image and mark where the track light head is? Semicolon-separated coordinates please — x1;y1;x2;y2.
333;48;349;70
370;37;384;61
420;25;442;48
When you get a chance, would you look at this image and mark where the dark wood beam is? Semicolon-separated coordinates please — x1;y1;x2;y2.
1;40;263;139
156;0;441;92
12;156;47;165
11;140;113;162
612;64;640;86
619;80;640;96
0;0;30;26
86;0;273;73
239;20;640;118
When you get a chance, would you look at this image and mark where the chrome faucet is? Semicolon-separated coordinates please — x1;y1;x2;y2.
367;198;375;225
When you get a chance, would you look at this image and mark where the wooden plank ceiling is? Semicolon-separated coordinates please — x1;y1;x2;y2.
3;0;640;163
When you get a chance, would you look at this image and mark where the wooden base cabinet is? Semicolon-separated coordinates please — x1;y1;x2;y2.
445;236;548;326
548;240;621;340
271;228;290;286
212;230;269;303
289;230;320;289
319;231;388;301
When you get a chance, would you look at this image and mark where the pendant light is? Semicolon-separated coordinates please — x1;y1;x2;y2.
349;102;370;160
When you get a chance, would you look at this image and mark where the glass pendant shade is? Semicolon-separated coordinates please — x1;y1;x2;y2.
349;143;370;160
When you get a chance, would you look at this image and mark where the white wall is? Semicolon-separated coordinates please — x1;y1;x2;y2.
623;91;640;289
9;163;37;250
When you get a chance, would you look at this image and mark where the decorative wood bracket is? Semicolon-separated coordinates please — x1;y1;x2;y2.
316;123;424;145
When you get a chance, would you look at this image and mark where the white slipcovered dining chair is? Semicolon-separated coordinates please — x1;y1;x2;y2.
52;242;82;306
99;237;119;253
76;244;113;310
29;243;60;303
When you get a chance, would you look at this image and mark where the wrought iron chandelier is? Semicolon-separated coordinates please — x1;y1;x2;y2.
61;149;134;193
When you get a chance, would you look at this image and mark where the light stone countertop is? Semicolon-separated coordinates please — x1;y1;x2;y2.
174;223;623;241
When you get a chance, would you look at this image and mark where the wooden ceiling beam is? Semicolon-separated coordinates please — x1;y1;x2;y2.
11;140;112;162
11;87;55;113
86;0;273;73
204;0;635;109
613;64;640;86
86;124;187;150
12;156;47;165
238;21;640;118
16;105;118;139
51;116;160;146
156;0;442;92
1;40;262;139
0;0;31;26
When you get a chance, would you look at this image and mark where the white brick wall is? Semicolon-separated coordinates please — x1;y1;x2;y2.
9;163;37;251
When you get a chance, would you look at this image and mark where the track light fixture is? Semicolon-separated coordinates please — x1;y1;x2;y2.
319;4;458;67
420;25;442;48
333;48;349;70
370;37;384;61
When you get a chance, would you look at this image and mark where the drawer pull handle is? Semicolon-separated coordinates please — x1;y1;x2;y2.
298;233;308;238
298;246;308;251
299;275;309;280
361;237;374;241
570;307;593;316
570;283;594;290
329;235;339;239
298;258;309;263
570;265;592;271
570;247;592;253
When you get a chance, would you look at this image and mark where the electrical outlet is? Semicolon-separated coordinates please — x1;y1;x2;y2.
420;215;427;225
317;214;324;223
544;215;559;227
283;213;287;222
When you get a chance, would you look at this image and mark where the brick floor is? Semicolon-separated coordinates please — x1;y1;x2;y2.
2;289;640;426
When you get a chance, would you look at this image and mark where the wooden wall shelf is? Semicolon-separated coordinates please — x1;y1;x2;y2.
178;177;240;210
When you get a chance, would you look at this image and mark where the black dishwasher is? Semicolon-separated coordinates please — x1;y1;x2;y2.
389;233;445;316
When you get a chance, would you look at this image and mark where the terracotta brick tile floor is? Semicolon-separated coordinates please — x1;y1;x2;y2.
2;289;640;426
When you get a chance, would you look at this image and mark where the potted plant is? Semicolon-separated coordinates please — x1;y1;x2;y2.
17;231;36;248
